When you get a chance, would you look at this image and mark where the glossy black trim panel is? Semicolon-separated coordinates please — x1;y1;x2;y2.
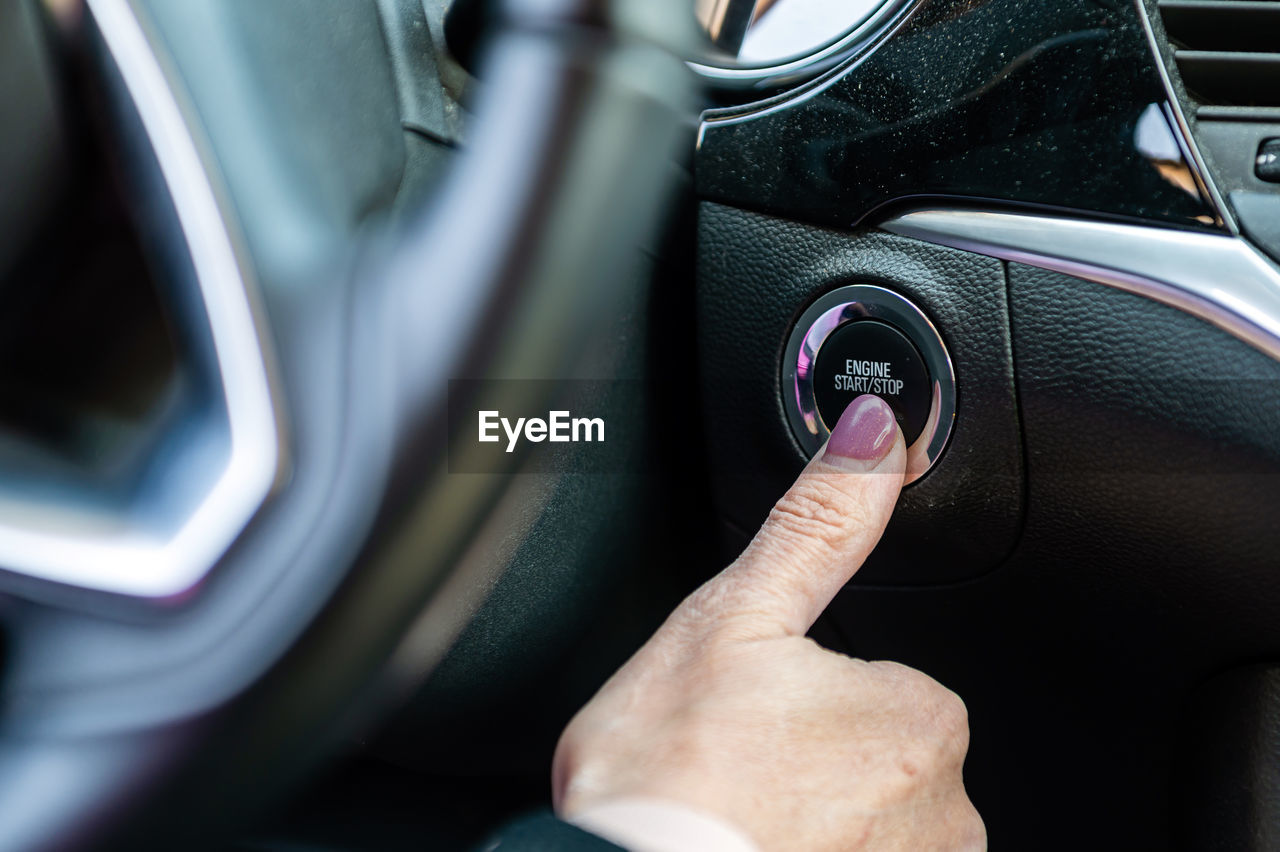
696;0;1224;231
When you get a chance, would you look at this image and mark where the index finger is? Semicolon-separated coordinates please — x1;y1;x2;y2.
679;394;906;640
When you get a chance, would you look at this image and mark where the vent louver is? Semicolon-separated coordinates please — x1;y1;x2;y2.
1159;0;1280;119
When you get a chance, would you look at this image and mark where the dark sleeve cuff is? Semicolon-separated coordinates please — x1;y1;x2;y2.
478;811;626;852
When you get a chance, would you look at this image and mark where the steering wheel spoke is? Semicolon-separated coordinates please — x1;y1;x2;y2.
0;0;696;847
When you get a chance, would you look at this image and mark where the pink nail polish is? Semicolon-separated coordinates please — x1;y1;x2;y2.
824;394;897;464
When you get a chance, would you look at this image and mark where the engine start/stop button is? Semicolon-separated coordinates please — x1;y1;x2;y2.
782;284;956;482
812;320;930;444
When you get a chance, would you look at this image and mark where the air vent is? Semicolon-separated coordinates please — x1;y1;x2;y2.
1146;0;1280;271
1159;0;1280;116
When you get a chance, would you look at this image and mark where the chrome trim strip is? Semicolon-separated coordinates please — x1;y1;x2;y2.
1133;0;1236;233
689;0;913;89
0;0;283;597
882;208;1280;363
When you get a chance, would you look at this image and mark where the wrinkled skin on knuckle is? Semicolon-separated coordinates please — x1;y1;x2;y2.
858;661;972;771
922;792;987;851
904;678;971;768
674;580;733;626
664;577;779;646
666;570;805;645
767;476;875;558
956;797;988;849
932;687;972;760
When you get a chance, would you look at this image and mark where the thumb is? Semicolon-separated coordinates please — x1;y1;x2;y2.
686;394;906;640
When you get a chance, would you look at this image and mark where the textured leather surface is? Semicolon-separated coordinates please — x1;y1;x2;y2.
696;202;1024;584
827;265;1280;849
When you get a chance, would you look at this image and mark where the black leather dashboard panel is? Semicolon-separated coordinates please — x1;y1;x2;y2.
825;263;1280;849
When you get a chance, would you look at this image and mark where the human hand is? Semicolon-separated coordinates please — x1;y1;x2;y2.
552;394;984;851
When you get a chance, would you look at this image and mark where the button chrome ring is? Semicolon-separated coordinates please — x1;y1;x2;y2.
781;284;956;483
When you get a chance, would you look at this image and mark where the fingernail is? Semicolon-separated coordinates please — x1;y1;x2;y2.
824;394;897;464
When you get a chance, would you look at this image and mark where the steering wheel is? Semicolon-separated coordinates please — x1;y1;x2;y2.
0;0;695;847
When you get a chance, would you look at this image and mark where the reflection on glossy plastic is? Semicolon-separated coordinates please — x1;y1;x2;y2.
740;0;887;64
698;0;1223;232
